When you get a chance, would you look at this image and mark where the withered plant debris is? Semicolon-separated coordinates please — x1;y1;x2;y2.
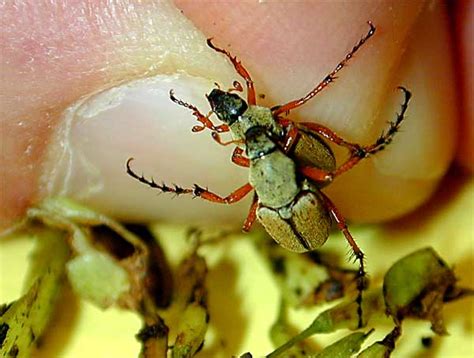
266;247;472;358
0;229;69;357
1;199;472;358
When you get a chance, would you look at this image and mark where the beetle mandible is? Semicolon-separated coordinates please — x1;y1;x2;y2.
126;22;412;327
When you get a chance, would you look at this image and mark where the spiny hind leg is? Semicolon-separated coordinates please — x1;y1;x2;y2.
319;191;367;328
329;86;412;178
298;87;412;183
126;158;253;204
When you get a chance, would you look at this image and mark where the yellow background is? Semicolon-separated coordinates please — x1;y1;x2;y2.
1;171;473;357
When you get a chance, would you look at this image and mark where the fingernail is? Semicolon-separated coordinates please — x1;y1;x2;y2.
39;73;250;223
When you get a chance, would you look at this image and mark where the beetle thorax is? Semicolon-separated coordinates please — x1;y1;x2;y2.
249;150;299;209
230;105;283;141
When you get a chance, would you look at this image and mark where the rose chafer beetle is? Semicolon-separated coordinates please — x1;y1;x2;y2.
126;22;412;327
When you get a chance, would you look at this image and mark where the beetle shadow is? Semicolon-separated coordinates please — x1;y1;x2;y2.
32;283;81;357
197;257;248;357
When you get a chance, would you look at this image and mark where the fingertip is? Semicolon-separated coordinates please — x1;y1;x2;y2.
176;1;456;222
0;1;239;229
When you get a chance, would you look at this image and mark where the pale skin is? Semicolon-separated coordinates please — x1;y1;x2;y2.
0;1;472;230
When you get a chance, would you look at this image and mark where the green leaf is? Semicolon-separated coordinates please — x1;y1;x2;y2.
311;330;373;358
383;247;456;334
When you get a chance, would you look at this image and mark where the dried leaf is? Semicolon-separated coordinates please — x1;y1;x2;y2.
0;229;69;357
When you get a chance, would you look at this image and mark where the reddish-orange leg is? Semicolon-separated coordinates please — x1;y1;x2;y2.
170;90;230;133
126;159;256;221
194;182;253;204
232;147;250;167
273;22;375;116
296;87;410;327
300;122;360;151
231;80;244;93
211;132;245;147
276;118;300;152
319;190;366;328
242;195;259;231
299;87;412;183
196;183;258;233
207;38;257;105
127;157;253;204
169;89;247;148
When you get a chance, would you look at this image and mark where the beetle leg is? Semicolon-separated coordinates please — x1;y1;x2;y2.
272;22;375;116
331;87;411;178
207;38;257;105
299;166;332;183
193;183;253;204
297;122;360;152
319;191;366;328
242;195;259;232
279;116;364;155
300;87;412;181
232;147;251;167
228;80;244;93
170;90;230;133
211;132;245;146
355;86;412;156
127;158;253;204
278;119;300;153
126;158;194;195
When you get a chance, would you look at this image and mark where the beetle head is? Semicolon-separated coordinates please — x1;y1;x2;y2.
207;89;248;125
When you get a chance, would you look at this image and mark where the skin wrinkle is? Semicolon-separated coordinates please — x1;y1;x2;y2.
1;1;235;123
1;1;129;226
0;2;126;226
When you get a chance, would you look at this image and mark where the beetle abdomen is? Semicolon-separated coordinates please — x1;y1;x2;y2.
256;189;332;253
